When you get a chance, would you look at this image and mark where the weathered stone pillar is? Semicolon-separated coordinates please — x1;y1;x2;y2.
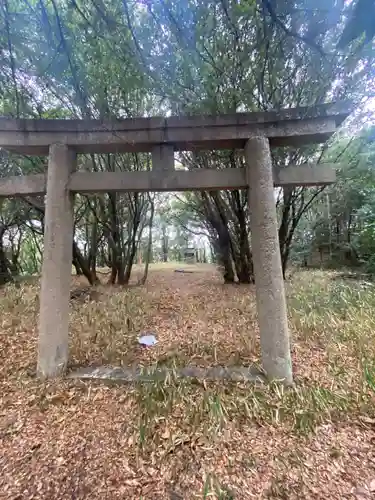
245;137;293;384
37;144;76;378
152;144;175;172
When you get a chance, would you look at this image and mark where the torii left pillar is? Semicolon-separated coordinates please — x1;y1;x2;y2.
37;144;76;378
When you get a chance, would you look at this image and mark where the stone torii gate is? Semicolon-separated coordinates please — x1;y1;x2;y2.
0;102;350;384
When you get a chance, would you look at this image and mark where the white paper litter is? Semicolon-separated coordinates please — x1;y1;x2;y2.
138;334;158;347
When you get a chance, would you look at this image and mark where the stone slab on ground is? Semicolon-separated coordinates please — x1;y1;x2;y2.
67;364;266;384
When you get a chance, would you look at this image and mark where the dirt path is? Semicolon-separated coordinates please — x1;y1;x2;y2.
66;265;259;370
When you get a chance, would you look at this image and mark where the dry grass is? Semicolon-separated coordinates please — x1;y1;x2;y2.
1;264;375;499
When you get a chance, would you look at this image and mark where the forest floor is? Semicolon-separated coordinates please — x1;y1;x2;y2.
1;264;375;499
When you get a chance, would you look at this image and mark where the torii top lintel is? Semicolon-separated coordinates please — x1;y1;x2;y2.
0;101;352;156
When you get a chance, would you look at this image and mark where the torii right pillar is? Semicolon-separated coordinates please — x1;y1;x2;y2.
245;137;293;385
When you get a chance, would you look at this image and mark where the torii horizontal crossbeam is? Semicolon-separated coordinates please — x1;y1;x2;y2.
0;101;351;155
0;164;336;197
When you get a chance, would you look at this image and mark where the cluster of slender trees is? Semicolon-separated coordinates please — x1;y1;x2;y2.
0;0;374;285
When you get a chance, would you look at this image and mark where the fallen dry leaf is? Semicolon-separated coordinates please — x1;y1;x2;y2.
0;266;375;499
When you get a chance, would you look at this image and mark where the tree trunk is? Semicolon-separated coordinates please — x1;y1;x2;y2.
108;192;120;285
72;241;99;285
279;188;293;279
0;228;12;285
0;245;12;285
233;204;254;283
122;228;138;284
214;233;235;283
88;219;99;282
138;196;154;285
161;226;168;262
202;192;235;283
72;258;83;275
